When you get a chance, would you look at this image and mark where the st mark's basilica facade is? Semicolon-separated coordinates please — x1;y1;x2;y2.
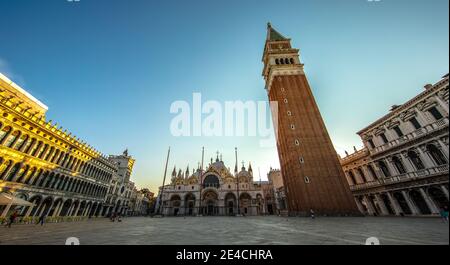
157;155;266;216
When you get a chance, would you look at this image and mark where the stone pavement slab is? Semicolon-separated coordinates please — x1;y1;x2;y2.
0;216;448;245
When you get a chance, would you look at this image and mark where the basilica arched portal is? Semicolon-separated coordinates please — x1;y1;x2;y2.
224;192;236;216
239;193;252;215
184;193;196;216
202;190;218;216
170;195;182;216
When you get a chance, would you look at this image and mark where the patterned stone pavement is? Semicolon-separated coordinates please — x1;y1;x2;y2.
0;216;448;245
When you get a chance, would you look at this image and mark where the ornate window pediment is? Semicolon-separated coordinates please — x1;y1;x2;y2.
374;127;386;136
386;119;400;129
438;86;449;100
416;100;436;111
399;110;417;122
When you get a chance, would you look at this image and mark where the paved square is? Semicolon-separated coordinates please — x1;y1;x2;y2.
0;216;448;245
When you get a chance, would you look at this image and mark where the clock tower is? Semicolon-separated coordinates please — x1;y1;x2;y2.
262;23;359;216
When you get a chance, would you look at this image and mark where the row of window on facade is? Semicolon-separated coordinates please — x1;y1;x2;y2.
281;89;310;183
0;123;113;183
110;185;133;199
0;157;107;198
346;143;448;185
366;106;444;149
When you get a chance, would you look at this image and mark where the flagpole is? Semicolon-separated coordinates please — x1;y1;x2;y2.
259;167;262;185
198;147;204;216
235;147;241;216
157;147;170;215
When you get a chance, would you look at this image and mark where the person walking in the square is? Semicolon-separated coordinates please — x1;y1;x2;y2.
310;209;315;219
6;210;19;228
440;206;449;223
37;212;46;226
111;212;116;222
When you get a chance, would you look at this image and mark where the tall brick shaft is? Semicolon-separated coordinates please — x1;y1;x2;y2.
262;23;360;216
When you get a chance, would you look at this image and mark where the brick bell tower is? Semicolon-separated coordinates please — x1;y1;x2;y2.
262;23;359;216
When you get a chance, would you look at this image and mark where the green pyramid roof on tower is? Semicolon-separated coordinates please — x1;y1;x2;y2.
267;23;288;41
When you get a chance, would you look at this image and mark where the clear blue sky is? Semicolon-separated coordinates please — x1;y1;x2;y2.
0;0;448;192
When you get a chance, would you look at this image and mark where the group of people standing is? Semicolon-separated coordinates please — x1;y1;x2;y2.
109;212;122;222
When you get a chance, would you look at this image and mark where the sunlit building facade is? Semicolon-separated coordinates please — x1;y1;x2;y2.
0;73;116;219
103;151;144;216
0;73;146;219
340;74;449;216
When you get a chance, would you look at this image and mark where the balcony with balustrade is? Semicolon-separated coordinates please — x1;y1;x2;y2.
370;117;449;156
350;164;449;192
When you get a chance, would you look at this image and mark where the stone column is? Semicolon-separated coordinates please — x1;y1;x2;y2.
40;147;52;162
374;194;390;215
385;158;398;176
419;188;440;214
415;108;429;126
26;140;39;155
54;151;63;165
88;204;94;216
400;152;415;173
354;169;365;183
354;197;366;215
370;163;383;179
0;130;13;145
384;128;396;142
436;139;449;160
66;204;74;217
1;203;12;217
11;163;26;182
52;201;62;217
91;204;98;217
21;170;35;185
45;201;56;217
434;95;449;115
28;170;42;186
81;205;87;217
73;203;81;217
362;165;374;182
401;190;420;215
1;164;15;182
55;202;65;217
262;200;266;215
18;138;31;153
106;206;112;217
32;201;43;217
440;185;449;200
417;146;436;168
386;192;403;216
97;204;103;216
36;203;46;217
34;144;46;159
363;195;376;216
25;204;35;217
60;154;69;168
84;204;92;216
344;172;354;186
